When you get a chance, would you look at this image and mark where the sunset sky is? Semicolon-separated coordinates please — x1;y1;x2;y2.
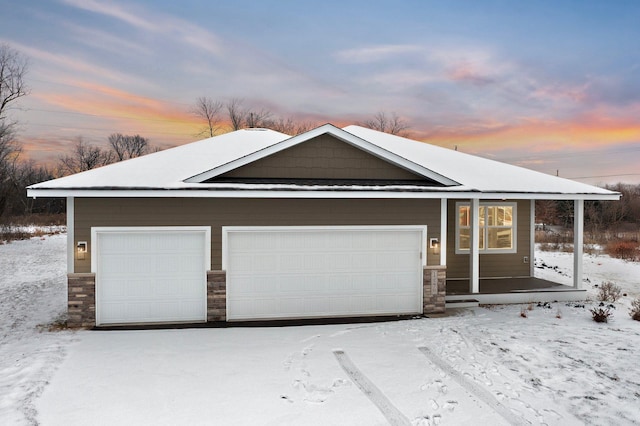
2;0;640;184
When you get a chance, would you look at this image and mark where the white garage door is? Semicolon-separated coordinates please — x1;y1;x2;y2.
94;227;210;325
224;226;425;321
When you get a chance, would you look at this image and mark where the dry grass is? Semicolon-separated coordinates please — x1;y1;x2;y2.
606;240;640;261
0;214;66;244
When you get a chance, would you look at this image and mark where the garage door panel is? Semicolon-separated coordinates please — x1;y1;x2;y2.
226;227;424;321
96;229;208;325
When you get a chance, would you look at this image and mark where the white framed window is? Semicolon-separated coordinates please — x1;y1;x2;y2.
455;202;517;254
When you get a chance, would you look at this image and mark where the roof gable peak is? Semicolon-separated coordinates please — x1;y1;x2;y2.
185;123;459;186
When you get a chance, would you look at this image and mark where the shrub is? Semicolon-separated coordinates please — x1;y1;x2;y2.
606;240;639;261
630;299;640;321
591;307;612;323
597;281;622;302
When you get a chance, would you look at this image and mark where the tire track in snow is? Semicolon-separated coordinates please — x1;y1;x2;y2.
418;346;530;426
333;350;410;426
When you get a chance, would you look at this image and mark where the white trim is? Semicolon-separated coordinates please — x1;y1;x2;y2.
530;200;535;277
66;196;74;274
469;198;480;293
26;188;621;201
91;226;211;326
185;124;459;186
573;199;584;289
440;198;447;266
455;201;518;255
222;225;428;270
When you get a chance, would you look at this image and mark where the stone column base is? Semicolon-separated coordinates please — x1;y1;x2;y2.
423;266;446;314
67;273;96;328
207;270;226;321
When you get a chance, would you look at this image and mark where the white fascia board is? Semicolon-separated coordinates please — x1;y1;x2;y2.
26;188;621;200
184;123;460;186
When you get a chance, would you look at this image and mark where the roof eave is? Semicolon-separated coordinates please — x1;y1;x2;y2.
26;187;621;201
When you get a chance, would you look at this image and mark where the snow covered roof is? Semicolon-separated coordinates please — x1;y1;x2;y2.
28;124;619;200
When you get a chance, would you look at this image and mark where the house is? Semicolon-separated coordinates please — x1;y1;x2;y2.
27;124;620;328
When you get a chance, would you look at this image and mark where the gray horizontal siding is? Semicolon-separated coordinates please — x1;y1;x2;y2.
74;198;441;273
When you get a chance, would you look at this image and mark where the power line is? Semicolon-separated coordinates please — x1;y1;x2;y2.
566;173;640;180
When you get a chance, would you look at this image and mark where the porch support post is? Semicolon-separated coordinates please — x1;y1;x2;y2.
440;198;447;266
469;198;480;293
530;199;535;277
573;199;584;289
67;196;74;274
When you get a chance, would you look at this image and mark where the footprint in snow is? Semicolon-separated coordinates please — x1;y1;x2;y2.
302;383;334;404
332;378;350;388
443;400;458;411
420;379;448;394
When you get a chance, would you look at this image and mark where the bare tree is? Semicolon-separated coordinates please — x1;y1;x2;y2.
0;44;28;129
9;160;57;216
192;97;223;137
226;98;247;131
108;133;150;161
0;44;29;218
245;109;272;128
265;117;317;135
58;137;114;176
361;111;410;136
226;98;273;130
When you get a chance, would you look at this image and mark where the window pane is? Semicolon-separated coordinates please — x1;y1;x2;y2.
459;206;469;226
502;207;513;226
487;206;496;226
459;229;485;250
492;206;511;226
479;206;485;227
459;228;469;249
487;228;512;249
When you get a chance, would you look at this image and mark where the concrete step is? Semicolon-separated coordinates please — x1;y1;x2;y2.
445;299;480;309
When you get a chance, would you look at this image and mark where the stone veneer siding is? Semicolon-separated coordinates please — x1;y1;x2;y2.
67;273;96;328
423;266;446;314
207;270;227;321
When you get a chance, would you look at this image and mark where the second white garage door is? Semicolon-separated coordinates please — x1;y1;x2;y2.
224;226;426;321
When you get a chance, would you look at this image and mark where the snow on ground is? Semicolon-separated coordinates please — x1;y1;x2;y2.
0;234;75;425
535;245;640;311
1;235;639;425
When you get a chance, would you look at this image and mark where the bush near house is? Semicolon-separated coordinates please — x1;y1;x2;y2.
591;307;613;323
596;281;622;303
606;240;640;261
630;299;640;321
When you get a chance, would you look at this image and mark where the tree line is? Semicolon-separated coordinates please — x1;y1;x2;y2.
536;183;640;235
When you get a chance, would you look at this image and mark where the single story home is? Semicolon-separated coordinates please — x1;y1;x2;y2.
28;124;620;328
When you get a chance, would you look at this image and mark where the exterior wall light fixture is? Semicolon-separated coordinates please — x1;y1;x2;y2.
77;241;87;260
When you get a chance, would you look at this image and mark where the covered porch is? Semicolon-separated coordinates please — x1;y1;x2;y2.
445;277;587;306
437;198;592;307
